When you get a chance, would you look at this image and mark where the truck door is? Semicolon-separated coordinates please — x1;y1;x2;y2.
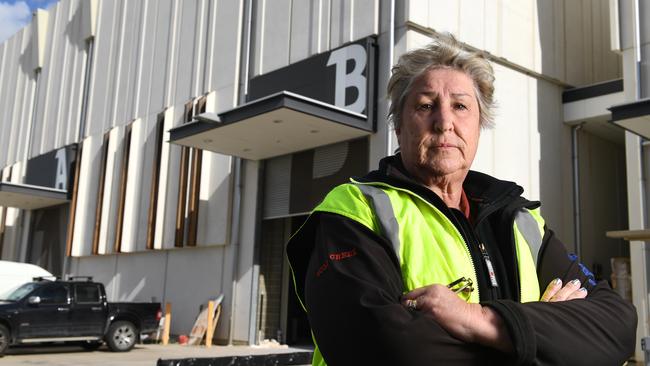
16;282;70;339
70;283;107;336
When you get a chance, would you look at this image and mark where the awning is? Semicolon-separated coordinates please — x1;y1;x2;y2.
169;91;373;160
608;98;650;139
0;182;69;210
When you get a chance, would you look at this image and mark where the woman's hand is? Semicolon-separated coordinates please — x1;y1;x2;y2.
401;284;512;352
540;278;587;302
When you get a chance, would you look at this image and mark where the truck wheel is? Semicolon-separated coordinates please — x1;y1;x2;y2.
106;321;138;352
0;324;9;356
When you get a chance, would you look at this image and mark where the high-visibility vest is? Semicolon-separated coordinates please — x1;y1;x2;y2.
306;180;544;366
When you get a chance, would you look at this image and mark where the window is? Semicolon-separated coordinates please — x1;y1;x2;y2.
37;284;69;305
75;284;101;303
175;96;206;247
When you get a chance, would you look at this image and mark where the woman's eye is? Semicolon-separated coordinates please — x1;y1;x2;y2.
417;103;433;111
454;103;468;111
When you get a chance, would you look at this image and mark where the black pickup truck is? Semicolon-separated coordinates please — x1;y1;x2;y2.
0;277;161;355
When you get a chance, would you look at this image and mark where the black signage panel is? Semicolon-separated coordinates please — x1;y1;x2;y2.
249;37;377;124
25;144;77;191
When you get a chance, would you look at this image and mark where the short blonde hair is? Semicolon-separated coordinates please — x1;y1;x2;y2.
387;33;496;129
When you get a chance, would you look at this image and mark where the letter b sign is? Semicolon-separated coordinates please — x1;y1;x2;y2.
326;44;367;114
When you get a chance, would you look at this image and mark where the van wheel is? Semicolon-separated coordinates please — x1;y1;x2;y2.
0;324;9;356
106;321;137;352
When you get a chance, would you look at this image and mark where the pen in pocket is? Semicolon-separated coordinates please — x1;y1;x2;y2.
447;277;474;294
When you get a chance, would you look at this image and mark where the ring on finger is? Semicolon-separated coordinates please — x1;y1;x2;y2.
406;299;418;310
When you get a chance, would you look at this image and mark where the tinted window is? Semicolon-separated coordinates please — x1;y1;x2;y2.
75;284;101;303
37;284;68;304
4;283;38;301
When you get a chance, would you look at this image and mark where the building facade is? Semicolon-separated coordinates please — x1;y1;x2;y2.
0;0;646;357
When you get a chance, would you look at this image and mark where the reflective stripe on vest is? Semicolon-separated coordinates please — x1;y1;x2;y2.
355;184;402;263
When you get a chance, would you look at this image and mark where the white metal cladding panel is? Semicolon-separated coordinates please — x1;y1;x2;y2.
85;0;121;136
153;107;175;250
160;105;185;249
133;114;160;251
110;0;143;129
168;1;199;104
71;134;103;257
406;0;620;86
289;1;311;63
146;0;174;116
0;29;30;168
5;29;33;168
471;63;537;200
197;92;233;247
120;118;145;253
253;0;378;77
253;0;292;76
32;0;85;158
133;0;162;118
205;0;242;95
98;126;124;255
1;163;22;260
196;151;233;246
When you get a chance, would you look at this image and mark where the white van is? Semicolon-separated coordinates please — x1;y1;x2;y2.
0;260;52;299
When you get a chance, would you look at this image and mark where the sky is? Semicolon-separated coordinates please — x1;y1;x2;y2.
0;0;58;43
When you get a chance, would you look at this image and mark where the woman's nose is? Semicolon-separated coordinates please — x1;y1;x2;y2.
432;104;454;132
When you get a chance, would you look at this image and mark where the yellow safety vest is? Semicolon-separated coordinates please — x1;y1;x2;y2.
304;180;545;366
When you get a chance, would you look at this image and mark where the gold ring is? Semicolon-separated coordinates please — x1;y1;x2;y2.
406;299;418;310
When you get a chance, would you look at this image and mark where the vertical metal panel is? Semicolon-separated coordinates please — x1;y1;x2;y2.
35;0;66;156
196;92;233;247
161;107;184;249
351;0;378;41
147;0;173;114
121;118;146;252
311;0;331;55
172;0;199;104
70;134;102;256
1;32;27;166
152;107;174;249
133;0;156;118
85;0;118;135
205;0;242;95
255;0;292;75
97;126;123;254
289;1;311;63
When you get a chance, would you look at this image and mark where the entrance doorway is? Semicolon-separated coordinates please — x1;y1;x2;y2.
258;215;311;346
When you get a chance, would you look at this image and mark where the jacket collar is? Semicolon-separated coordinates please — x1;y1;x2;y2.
358;154;527;214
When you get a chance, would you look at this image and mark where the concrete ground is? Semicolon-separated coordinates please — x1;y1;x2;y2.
1;343;313;366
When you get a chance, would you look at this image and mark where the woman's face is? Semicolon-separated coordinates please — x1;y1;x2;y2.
396;68;481;183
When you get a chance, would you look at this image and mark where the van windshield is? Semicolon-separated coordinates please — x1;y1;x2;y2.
2;283;38;301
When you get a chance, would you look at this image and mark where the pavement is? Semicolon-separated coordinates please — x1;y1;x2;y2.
0;343;313;366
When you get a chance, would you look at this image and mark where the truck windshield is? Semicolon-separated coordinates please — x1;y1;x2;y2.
2;283;38;301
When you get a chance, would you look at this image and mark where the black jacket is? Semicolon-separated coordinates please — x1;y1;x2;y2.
286;155;636;366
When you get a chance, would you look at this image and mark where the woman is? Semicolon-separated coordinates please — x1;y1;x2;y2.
286;33;636;366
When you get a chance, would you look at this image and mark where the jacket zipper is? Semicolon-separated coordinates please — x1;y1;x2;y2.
479;243;499;288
